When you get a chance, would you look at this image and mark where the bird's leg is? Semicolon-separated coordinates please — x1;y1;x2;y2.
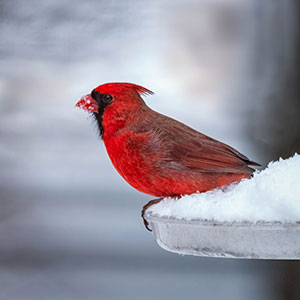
141;198;164;232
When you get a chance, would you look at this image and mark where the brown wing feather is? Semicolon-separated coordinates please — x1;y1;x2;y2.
148;112;260;175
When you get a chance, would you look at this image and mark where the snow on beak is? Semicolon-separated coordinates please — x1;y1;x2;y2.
76;94;98;113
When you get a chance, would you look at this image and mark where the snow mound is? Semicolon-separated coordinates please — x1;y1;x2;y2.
148;153;300;223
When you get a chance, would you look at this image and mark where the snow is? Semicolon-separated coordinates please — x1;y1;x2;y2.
148;153;300;223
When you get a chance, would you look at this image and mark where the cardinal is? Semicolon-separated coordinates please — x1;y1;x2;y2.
76;82;259;230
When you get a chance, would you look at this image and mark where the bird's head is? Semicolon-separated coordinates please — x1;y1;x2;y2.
76;82;153;114
76;82;154;137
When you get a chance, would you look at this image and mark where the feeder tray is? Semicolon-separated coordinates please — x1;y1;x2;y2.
145;212;300;259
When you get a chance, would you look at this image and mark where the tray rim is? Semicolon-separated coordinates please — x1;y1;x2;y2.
146;212;300;230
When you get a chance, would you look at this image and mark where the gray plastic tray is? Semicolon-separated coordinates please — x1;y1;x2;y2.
146;213;300;259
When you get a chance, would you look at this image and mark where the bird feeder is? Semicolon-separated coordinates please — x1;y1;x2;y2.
145;213;300;259
145;154;300;260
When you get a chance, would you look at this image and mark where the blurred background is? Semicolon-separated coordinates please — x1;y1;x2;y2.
0;0;300;299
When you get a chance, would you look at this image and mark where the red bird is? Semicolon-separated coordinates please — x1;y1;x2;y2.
76;82;259;230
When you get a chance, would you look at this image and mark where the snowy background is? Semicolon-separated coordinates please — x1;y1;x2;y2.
0;0;300;299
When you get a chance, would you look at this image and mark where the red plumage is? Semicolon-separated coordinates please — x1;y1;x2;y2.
76;82;259;198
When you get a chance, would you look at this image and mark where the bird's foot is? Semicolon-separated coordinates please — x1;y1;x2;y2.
141;198;164;232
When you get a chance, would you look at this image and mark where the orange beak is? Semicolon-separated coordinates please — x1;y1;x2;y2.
76;94;98;113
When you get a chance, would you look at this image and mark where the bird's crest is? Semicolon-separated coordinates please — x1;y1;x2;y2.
95;82;154;98
124;83;154;97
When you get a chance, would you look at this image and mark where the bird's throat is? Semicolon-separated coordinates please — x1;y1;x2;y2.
93;106;126;139
93;111;105;138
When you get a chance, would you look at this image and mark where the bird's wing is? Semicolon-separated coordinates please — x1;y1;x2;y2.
154;116;260;175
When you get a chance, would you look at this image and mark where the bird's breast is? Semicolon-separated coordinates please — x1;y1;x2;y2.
103;131;161;194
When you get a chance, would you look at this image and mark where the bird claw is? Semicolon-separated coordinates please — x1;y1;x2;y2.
141;198;163;232
143;216;152;232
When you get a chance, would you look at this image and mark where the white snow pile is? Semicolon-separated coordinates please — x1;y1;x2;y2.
148;153;300;223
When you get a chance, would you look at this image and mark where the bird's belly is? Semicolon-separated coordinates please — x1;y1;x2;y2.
103;135;249;197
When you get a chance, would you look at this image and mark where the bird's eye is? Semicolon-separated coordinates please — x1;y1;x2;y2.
103;94;113;103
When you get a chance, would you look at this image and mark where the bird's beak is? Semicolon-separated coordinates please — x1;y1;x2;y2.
75;94;98;113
